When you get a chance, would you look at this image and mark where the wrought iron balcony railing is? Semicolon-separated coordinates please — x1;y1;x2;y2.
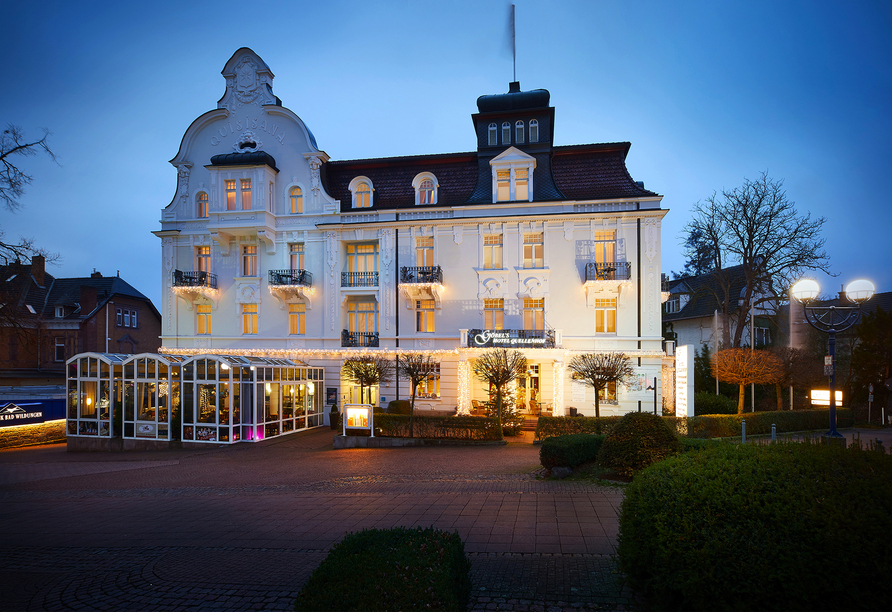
173;269;218;289
341;330;379;347
341;271;379;287
399;266;443;284
466;328;556;349
585;262;631;282
268;269;313;287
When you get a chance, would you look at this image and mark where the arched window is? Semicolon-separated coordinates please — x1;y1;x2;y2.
488;123;498;146
196;192;208;218
412;172;438;205
420;180;434;204
529;119;539;143
349;177;374;209
502;122;511;144
290;186;303;214
515;120;524;144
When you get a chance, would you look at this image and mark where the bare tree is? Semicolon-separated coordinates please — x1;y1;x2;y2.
397;352;438;437
341;356;394;405
711;348;784;414
771;346;823;410
568;352;634;418
473;348;527;439
681;173;830;348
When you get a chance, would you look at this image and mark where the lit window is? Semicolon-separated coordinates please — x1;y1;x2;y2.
355;182;371;208
347;243;378;273
417;363;440;398
502;122;511;144
523;233;543;268
347;300;378;333
484;298;503;330
595;298;617;333
415;236;433;267
242;304;258;334
289;303;305;335
491;150;536;203
529;119;539;142
196;246;211;273
412;173;438;205
197;304;212;335
515;168;529;201
197;192;208;218
225;180;237;210
497;170;510;202
599;381;617;402
416;299;435;333
54;338;65;362
420;180;434;204
289;243;304;270
483;234;502;269
240;179;252;210
515;120;524;143
488;123;498;146
592;230;616;264
243;245;257;276
290;186;303;214
523;298;544;331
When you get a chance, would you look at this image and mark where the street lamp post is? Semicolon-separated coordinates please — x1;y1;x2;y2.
791;278;875;438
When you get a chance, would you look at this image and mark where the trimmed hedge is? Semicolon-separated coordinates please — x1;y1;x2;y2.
386;400;411;414
295;526;471;611
597;412;681;477
535;415;621;441
669;409;854;439
618;442;892;611
374;414;502;441
693;392;737;415
539;433;606;470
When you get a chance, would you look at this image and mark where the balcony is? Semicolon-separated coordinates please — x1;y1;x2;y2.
341;330;379;347
172;269;218;304
341;272;379;287
466;328;556;349
585;262;631;282
268;269;314;306
399;266;445;307
400;266;443;284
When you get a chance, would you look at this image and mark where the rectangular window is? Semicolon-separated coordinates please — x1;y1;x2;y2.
348;300;378;333
131;310;137;328
523;232;543;268
515;168;529;201
123;310;131;328
416;299;435;333
483;234;502;269
515;121;524;144
488;124;497;146
346;243;378;273
417;363;440;398
523;298;544;331
225;180;237;210
502;122;511;144
592;230;616;264
497;170;510;202
415;236;433;267
243;245;257;276
289;243;305;271
595;298;617;333
197;246;211;273
240;178;252;210
599;381;617;402
242;304;258;334
54;338;65;362
289;303;305;335
665;296;680;314
197;304;212;335
484;298;504;330
116;308;123;326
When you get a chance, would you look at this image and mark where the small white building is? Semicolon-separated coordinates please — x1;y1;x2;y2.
153;48;668;422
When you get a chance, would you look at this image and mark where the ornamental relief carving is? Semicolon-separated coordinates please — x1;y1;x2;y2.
235;280;261;305
517;269;550;299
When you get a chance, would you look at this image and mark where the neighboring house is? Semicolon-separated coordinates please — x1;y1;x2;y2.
787;289;892;350
0;256;162;385
662;266;776;353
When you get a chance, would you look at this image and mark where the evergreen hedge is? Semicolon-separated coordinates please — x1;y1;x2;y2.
596;412;681;477
295;527;471;611
618;442;892;611
535;415;621;440
539;433;606;470
693;392;737;415
374;414;501;440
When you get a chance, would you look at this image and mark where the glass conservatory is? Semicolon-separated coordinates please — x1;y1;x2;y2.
66;353;325;447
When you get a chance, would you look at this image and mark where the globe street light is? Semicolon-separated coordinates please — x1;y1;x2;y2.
791;278;875;438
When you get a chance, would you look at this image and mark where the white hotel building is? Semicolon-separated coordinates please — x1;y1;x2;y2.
154;48;668;423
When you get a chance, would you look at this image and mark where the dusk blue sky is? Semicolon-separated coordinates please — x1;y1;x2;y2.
3;0;891;309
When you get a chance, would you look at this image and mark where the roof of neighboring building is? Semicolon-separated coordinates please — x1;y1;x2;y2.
663;265;750;322
805;290;892;317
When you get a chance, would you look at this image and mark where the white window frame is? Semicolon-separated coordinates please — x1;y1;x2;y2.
529;119;539;143
523;298;544;331
348;176;374;209
523;232;543;269
197;304;212;335
196;191;208;218
289;185;303;214
289;243;305;270
594;298;617;334
515;120;524;144
483;234;503;270
242;245;258;277
54;338;65;362
416;299;436;333
488;123;498;146
289;302;306;335
242;303;258;335
501;122;511;144
412;172;438;205
490;147;536;203
415;236;434;267
196;246;211;273
484;298;504;330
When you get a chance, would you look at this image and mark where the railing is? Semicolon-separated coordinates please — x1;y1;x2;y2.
466;328;556;349
399;266;443;284
268;269;313;287
173;270;217;289
341;330;379;347
341;271;379;287
585;262;631;282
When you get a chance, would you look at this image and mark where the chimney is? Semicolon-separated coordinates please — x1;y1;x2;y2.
508;81;521;93
838;284;846;305
91;270;103;278
80;285;98;315
31;255;45;287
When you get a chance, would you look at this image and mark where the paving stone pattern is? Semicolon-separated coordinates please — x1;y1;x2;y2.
0;429;634;611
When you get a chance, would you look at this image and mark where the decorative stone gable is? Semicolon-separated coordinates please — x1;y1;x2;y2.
217;48;279;112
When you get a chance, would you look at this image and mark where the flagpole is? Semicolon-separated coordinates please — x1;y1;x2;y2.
510;4;516;82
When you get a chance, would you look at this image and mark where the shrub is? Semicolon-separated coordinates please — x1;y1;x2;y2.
535;415;621;440
374;414;502;441
483;389;524;436
618;442;892;611
539;433;606;470
677;437;723;453
693;391;737;415
597;412;681;477
666;409;854;439
386;400;411;414
295;526;471;611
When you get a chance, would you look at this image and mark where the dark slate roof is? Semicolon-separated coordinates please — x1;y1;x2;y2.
45;277;151;314
210;151;278;172
477;85;550;113
553;144;660;200
663;265;749;322
806;290;892;317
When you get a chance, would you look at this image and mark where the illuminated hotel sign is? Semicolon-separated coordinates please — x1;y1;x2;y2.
468;329;553;348
0;402;45;427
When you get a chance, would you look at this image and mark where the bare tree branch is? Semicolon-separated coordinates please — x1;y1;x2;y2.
568;352;634;417
473;348;527;438
1;124;57;212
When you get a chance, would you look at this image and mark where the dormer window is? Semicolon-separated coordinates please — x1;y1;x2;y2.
515;120;524;143
490;147;536;203
488;123;498;146
55;306;64;318
197;192;208;218
412;173;438;205
349;177;374;209
501;122;511;144
290;186;303;213
529;119;539;143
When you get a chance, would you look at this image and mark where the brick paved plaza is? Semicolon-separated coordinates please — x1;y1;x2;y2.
0;428;633;611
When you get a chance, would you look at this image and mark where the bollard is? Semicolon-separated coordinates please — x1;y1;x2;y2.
742;419;746;444
771;424;776;442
